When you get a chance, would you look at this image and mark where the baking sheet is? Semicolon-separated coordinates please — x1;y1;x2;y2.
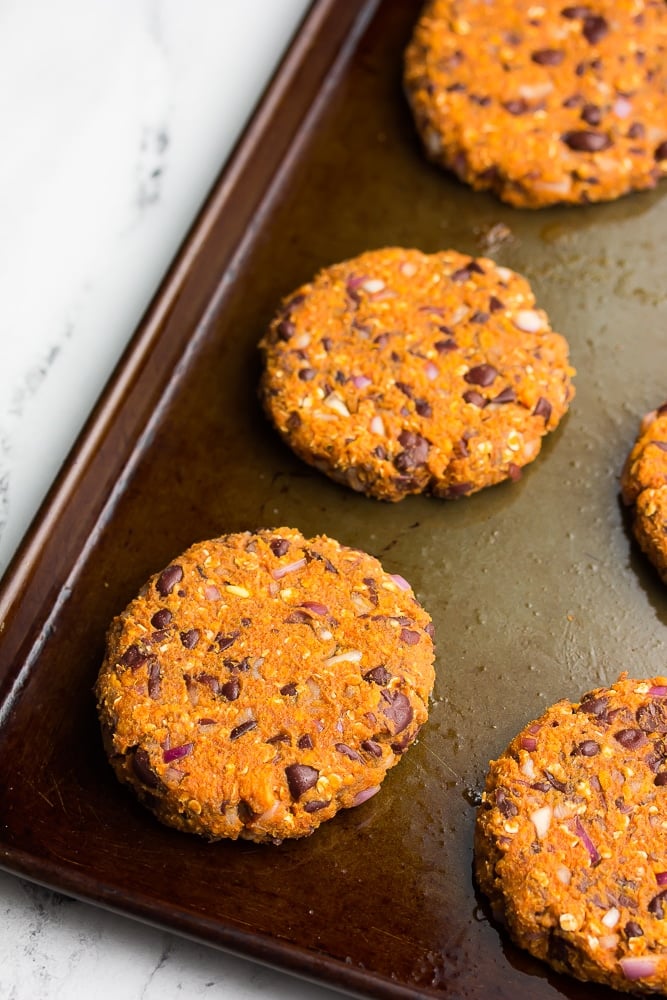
1;1;667;997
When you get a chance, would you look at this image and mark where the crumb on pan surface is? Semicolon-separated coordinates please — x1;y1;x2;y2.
475;674;667;994
404;0;667;208
621;403;667;584
96;528;435;843
259;247;575;502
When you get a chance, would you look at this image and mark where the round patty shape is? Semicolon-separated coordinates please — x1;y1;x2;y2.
475;675;667;994
259;247;575;502
96;528;435;843
404;0;667;208
621;404;667;583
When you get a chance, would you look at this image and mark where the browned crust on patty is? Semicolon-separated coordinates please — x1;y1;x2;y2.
475;675;667;993
404;0;667;208
96;528;435;843
621;404;667;583
259;247;574;502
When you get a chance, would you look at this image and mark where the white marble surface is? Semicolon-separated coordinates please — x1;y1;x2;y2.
0;2;345;997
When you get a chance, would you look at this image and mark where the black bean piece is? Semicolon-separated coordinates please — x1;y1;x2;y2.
380;690;413;734
215;630;240;652
297;734;313;750
280;682;298;696
304;800;329;813
470;311;489;324
361;739;382;758
648;890;667;919
196;672;220;694
580;104;602;127
298;368;315;381
276;319;295;341
532;48;564;66
463;390;487;408
562;130;612;152
230;720;257;741
147;660;161;699
628;122;645;140
504;99;529;116
180;628;200;649
285;763;319;799
151;609;172;629
572;740;600;756
544;769;569;792
156;564;183;597
561;5;592;18
132;748;159;788
582;14;609;44
364;665;392;685
395;430;429;470
654;772;667;786
656;141;667;162
415;399;432;418
636;701;667;733
119;644;148;670
495;787;518;818
399;628;420;645
614;728;648;750
221;678;240;701
270;537;289;557
577;694;609;716
434;337;458;353
492;387;516;404
625;921;644;938
530;396;552;422
335;743;363;762
266;732;290;745
488;296;504;312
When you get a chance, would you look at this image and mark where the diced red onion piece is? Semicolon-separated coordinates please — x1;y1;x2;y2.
271;557;307;580
324;650;362;667
163;742;194;763
527;723;541;734
599;934;619;950
389;573;411;591
572;816;600;865
300;601;329;615
204;585;221;600
370;415;385;435
513;309;542;333
530;804;552;839
346;273;368;291
424;360;439;380
650;685;667;697
620;956;659;981
351;785;380;807
520;736;537;751
351;374;372;390
656;871;667;887
294;332;311;349
400;261;417;277
613;96;632;118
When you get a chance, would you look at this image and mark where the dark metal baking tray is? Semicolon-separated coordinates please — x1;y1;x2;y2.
1;1;666;997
